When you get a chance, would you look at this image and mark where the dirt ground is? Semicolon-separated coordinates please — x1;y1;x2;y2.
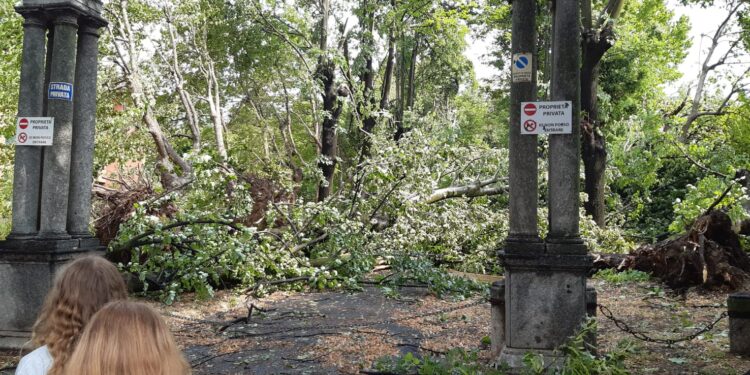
1;278;749;374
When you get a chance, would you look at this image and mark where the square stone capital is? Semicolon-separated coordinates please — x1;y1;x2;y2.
19;0;102;14
16;0;107;26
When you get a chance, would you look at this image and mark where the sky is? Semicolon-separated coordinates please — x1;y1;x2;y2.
464;1;742;96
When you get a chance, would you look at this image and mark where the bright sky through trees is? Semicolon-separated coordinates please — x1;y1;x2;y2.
465;1;746;96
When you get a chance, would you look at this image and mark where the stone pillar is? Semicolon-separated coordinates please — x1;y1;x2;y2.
505;0;542;253
67;25;101;238
729;292;750;356
547;0;584;252
38;13;78;239
490;281;506;357
585;286;597;353
498;0;592;368
7;13;47;239
0;0;107;350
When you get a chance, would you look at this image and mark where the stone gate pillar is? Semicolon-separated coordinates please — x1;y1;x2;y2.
498;0;592;368
7;13;46;240
0;0;106;349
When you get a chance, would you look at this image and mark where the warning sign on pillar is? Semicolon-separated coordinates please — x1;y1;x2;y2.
520;101;572;135
15;117;54;146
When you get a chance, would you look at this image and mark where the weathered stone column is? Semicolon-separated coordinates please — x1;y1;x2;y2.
7;13;47;239
38;13;78;239
505;0;542;252
67;24;101;238
498;0;592;368
547;0;584;251
729;292;750;356
489;281;506;357
1;0;106;350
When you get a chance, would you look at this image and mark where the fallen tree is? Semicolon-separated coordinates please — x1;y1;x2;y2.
594;210;750;290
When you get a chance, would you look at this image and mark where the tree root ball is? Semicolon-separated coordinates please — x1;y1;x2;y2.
597;211;750;290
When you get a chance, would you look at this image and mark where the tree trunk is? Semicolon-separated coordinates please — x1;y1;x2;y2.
394;34;418;141
394;38;404;141
111;0;191;190
317;60;341;201
406;36;419;110
316;0;342;201
165;15;201;150
358;0;377;158
578;0;627;226
580;25;613;227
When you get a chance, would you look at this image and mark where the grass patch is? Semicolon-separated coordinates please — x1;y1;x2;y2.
594;269;651;284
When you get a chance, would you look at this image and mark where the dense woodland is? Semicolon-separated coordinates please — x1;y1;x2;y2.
0;0;748;303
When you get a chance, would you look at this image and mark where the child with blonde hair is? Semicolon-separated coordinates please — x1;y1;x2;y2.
16;255;128;375
63;300;191;375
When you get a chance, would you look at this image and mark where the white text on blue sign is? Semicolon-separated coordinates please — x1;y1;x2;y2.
48;82;73;101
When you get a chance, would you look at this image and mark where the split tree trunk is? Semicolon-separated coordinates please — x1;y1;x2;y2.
580;30;612;227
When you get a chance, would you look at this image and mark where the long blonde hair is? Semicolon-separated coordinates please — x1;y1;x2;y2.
63;301;191;375
31;255;128;375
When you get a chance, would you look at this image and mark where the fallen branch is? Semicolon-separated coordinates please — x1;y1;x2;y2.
703;181;735;216
419;177;507;204
396;342;447;356
243;276;311;294
112;219;241;253
291;233;329;254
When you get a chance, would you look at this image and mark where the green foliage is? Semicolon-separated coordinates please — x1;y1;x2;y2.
557;320;635;375
599;0;690;122
669;175;749;233
0;0;22;238
594;269;651;284
114;125;507;301
382;255;487;299
580;211;637;254
374;349;505;375
373;320;633;375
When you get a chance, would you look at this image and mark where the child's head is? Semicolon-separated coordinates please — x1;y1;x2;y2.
31;255;128;375
63;301;190;375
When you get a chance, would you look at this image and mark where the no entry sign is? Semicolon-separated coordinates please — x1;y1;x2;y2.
520;101;572;135
16;117;54;146
523;103;537;116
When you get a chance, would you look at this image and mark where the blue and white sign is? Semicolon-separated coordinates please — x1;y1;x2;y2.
512;53;532;83
48;82;73;101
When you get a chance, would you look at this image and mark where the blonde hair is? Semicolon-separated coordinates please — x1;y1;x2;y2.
63;301;191;375
31;255;128;375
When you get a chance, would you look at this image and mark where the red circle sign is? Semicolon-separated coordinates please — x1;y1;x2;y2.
19;118;28;129
524;103;537;116
523;120;537;132
18;132;28;144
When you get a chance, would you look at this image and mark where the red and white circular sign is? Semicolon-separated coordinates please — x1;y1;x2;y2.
523;103;537;116
19;118;29;129
523;120;537;132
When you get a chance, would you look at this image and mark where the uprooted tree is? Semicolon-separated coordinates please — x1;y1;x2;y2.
595;207;750;290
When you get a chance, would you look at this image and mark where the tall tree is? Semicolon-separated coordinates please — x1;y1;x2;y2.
580;0;626;227
316;0;345;201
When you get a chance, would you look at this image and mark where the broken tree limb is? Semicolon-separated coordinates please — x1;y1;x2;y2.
112;219;241;253
417;177;507;204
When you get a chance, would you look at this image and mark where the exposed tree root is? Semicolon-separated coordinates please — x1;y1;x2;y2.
596;211;750;290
